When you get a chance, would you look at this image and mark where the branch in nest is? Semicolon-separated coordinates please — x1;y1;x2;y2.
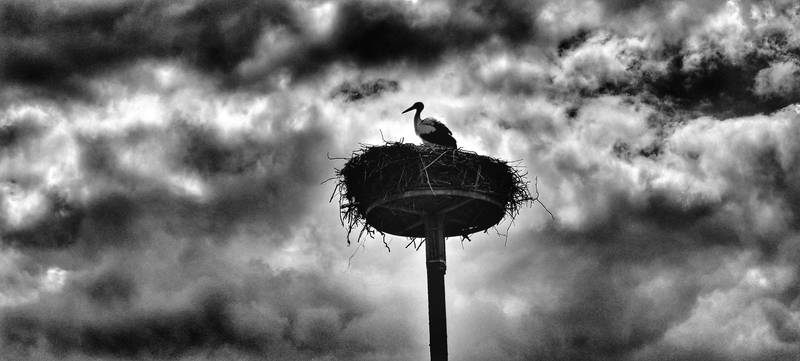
531;176;555;221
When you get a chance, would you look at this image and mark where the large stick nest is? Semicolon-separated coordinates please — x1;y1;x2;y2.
331;142;541;245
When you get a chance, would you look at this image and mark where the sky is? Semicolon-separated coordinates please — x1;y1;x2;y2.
1;0;800;360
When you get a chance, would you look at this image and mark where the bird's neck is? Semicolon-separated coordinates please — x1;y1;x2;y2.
413;108;422;124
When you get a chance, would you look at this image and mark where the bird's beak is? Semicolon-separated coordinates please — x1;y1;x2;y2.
402;105;415;114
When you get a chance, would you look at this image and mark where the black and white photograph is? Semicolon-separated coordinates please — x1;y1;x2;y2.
1;0;800;360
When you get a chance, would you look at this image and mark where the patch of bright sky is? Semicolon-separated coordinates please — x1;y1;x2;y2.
683;0;750;68
0;122;82;224
164;173;209;200
0;184;48;228
2;103;53;126
537;0;603;38
307;1;336;38
41;267;68;293
75;95;166;136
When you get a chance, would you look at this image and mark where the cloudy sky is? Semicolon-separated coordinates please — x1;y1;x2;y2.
1;0;800;360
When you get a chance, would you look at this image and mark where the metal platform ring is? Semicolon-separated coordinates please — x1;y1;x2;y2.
365;189;505;217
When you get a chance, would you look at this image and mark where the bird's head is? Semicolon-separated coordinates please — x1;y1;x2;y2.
402;102;424;114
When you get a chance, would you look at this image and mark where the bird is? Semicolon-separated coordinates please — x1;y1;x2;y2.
402;102;457;148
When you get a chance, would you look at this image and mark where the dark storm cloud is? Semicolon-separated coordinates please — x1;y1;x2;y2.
440;99;800;360
330;78;399;102
598;0;724;14
539;263;704;359
0;113;401;358
463;212;783;360
0;0;544;98
1;264;379;359
463;112;800;360
0;0;296;98
490;193;734;358
557;28;592;56
282;0;538;79
638;45;800;118
179;125;267;176
80;269;138;307
171;123;333;238
3;292;261;358
2;114;332;252
763;300;800;344
0;121;41;149
601;0;658;12
1;193;84;249
595;0;734;40
548;27;800;118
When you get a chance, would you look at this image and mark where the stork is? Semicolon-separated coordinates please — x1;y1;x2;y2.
402;102;457;148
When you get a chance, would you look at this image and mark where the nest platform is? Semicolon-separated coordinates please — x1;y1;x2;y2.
334;143;531;240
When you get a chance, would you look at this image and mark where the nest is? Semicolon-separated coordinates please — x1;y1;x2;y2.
331;142;541;246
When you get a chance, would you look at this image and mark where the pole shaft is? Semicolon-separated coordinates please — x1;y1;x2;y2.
424;214;447;361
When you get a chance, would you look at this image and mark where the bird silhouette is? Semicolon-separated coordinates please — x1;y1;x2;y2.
402;102;457;148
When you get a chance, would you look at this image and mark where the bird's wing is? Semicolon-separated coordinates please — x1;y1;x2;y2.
421;117;452;135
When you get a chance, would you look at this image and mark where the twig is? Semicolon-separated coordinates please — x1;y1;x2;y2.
345;222;354;245
503;218;514;246
531;177;556;220
396;167;406;189
328;182;340;202
356;224;369;245
460;233;472;249
419;154;435;193
382;233;390;252
422;150;449;171
494;226;509;246
347;242;365;270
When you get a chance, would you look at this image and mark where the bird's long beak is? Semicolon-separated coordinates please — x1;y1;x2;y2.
402;105;415;114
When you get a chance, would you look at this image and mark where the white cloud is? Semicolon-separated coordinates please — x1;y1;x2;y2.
754;60;800;98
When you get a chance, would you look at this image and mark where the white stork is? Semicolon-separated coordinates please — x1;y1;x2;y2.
402;102;457;148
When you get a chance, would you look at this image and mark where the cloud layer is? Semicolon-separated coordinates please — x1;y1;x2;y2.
2;0;800;360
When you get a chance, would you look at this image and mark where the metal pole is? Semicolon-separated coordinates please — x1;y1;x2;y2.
424;214;447;361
